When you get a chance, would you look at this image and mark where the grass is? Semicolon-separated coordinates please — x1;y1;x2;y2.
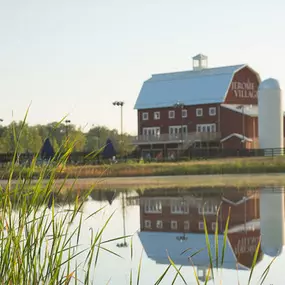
58;156;285;178
2;173;285;193
2;156;285;180
0;113;277;284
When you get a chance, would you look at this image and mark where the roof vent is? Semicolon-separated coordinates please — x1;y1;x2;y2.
192;54;208;71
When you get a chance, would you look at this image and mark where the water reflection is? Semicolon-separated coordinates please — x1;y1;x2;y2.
260;187;285;256
134;187;263;280
24;185;285;283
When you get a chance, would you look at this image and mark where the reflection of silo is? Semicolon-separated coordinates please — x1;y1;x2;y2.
260;187;285;256
258;78;283;155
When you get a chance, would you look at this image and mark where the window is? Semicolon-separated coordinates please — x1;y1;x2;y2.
184;221;190;230
199;222;204;231
198;201;218;215
144;199;162;213
212;222;217;232
143;127;160;137
209;107;216;116
154;112;160;120
196;108;203;117
196;124;216;132
144;220;151;229
169;126;188;138
171;221;178;230
169;110;175;119
142;112;149;120
171;200;189;214
182;109;188;118
156;220;163;229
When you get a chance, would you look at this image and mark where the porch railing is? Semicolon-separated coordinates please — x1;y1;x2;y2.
133;132;221;144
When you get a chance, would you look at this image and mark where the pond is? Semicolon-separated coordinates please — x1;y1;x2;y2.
45;185;285;284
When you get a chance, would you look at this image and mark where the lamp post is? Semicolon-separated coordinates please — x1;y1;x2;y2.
92;124;100;150
117;191;128;248
65;119;71;140
112;101;124;153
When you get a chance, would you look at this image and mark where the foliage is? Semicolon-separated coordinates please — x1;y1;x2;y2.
0;121;134;154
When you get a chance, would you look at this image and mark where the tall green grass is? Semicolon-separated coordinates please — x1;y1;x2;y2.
0;114;277;284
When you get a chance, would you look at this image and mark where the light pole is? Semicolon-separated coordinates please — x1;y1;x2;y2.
112;101;124;153
91;124;100;150
117;191;128;248
65;119;71;140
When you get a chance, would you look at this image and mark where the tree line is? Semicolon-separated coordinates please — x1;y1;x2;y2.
0;121;135;154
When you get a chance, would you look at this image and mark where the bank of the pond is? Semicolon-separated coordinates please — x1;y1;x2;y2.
1;157;285;180
48;173;285;190
59;156;285;178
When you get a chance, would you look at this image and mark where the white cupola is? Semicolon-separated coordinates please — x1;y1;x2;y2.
192;54;208;71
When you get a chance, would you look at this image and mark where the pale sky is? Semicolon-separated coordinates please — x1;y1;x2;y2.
0;0;284;135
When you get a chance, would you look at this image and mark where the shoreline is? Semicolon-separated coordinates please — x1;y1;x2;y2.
1;173;285;190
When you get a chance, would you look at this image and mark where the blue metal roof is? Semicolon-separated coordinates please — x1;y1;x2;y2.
134;65;246;110
138;231;247;270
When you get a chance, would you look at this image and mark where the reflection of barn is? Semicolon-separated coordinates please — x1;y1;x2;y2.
138;187;259;234
136;187;262;272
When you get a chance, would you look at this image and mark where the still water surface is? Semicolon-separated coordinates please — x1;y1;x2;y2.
54;186;285;284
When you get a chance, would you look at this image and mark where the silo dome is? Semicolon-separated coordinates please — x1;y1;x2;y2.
259;78;281;90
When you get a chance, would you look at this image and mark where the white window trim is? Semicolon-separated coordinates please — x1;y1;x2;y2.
196;124;216;133
168;110;175;119
209;107;216;116
196;108;203;117
144;199;162;214
199;221;204;231
144;220;151;229
182;109;188;118
142;127;161;137
170;200;189;214
156;220;163;229
171;220;178;230
212;222;217;231
184;221;190;230
154;111;160;120
198;202;217;215
142;112;149;120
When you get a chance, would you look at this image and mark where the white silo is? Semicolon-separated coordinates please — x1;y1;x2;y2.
260;187;285;256
258;78;283;155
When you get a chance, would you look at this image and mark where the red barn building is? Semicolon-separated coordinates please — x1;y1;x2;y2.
133;54;262;158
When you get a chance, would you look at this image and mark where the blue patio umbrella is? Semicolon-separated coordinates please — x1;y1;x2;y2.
102;138;116;159
41;138;55;160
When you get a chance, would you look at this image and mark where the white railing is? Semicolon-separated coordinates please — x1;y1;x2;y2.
133;132;221;144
